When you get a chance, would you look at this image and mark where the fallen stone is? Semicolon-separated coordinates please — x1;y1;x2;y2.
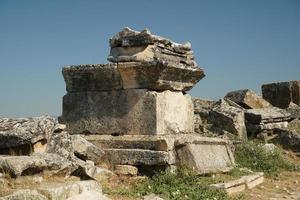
0;155;47;177
114;165;138;176
210;99;247;139
211;172;264;195
262;80;300;108
272;128;300;152
62;64;122;92
286;102;300;119
175;135;235;174
245;107;291;135
225;89;271;109
71;135;105;162
60;89;194;135
0;115;56;152
117;61;204;91
38;180;108;200
76;160;114;181
0;189;47;200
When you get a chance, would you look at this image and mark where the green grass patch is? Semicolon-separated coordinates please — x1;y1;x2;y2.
105;168;244;200
235;141;300;177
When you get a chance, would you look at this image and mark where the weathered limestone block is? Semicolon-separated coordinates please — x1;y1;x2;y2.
0;115;56;150
225;89;271;109
175;135;235;174
245;107;291;124
104;149;176;166
211;172;264;195
38;180;109;200
60;89;194;135
117;61;205;91
262;80;300;108
107;27;205;92
0;189;48;200
71;135;105;162
114;165;138;176
108;27;197;67
245;107;291;135
62;64;122;92
84;135;176;151
286;102;300;119
272;128;300;152
210;99;247;139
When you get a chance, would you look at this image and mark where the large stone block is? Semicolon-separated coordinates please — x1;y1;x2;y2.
225;89;271;109
210;99;247;139
117;61;204;91
60;89;194;135
175;135;235;174
262;80;300;108
62;64;122;92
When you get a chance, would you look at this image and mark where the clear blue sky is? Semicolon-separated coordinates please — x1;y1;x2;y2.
0;0;299;117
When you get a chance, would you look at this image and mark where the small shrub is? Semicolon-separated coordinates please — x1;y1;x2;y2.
235;142;299;176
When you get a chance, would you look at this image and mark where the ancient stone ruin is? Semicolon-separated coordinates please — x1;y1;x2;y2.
59;27;234;174
1;27;300;199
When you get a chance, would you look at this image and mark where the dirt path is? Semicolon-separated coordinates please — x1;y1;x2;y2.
244;171;300;200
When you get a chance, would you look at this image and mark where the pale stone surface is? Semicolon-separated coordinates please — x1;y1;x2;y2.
286;102;300;119
38;180;108;200
175;135;235;174
114;165;138;176
0;189;47;200
62;64;122;92
84;134;175;151
225;89;271;109
71;135;105;162
108;27;198;67
262;80;300;108
210;99;247;139
245;107;291;135
0;115;56;150
104;149;176;166
77;161;114;182
117;61;204;91
211;172;264;194
60;89;194;135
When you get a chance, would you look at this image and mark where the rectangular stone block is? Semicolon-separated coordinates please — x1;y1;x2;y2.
175;135;235;174
262;80;300;108
60;89;194;135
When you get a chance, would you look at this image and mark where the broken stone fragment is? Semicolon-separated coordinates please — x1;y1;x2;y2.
245;107;291;136
262;80;300;108
286;102;300;119
0;189;48;200
210;99;247;140
71;135;105;162
114;165;138;176
225;89;271;109
60;89;194;135
108;27;197;65
175;135;235;174
0;115;56;151
272;128;300;152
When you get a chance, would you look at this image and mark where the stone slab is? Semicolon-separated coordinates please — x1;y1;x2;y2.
175;135;235;174
62;64;122;92
225;89;271;109
104;149;176;166
262;80;300;108
60;89;194;135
